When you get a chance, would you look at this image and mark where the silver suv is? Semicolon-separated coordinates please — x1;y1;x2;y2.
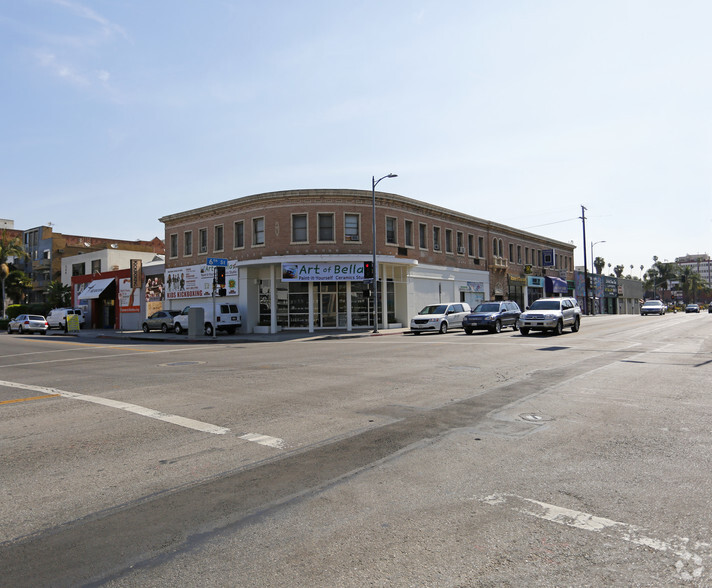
518;296;581;336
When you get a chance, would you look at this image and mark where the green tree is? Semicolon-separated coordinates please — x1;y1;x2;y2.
594;256;606;274
46;280;71;308
5;270;32;304
0;230;28;318
613;265;624;278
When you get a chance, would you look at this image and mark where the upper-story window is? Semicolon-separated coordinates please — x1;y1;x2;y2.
344;213;360;242
184;231;193;256
478;236;485;258
517;245;522;264
445;229;453;253
214;225;224;252
508;243;514;263
292;214;308;243
468;234;474;256
253;217;265;246
419;223;427;249
91;259;101;274
386;217;397;245
234;221;244;249
199;228;208;254
433;227;441;251
318;213;334;242
404;220;413;247
169;234;178;258
457;231;464;254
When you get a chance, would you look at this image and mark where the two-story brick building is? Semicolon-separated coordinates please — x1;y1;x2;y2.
159;189;575;333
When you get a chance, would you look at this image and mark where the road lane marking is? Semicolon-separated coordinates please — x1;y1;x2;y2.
482;493;709;581
0;347;204;368
0;393;61;405
238;432;286;449
0;380;229;435
0;380;287;448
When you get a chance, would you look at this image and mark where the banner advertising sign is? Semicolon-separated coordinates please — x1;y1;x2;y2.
165;262;239;299
118;277;141;313
281;262;364;282
145;274;165;317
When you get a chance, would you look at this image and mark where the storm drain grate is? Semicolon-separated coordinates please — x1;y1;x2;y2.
538;346;569;352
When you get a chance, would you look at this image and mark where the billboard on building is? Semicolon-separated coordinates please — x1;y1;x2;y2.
165;262;239;299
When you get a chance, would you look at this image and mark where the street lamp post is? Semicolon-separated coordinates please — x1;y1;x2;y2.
590;240;606;315
372;173;397;333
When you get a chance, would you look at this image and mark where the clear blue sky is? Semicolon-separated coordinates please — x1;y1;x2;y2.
2;0;710;276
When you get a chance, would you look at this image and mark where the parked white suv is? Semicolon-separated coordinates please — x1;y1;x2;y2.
518;296;581;336
410;302;471;335
46;308;85;330
173;303;241;336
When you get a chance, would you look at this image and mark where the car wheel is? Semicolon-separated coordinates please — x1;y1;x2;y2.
492;320;501;334
18;325;23;334
7;325;12;334
204;323;214;337
464;327;473;335
142;323;150;333
412;331;421;335
520;327;530;336
571;316;580;332
512;321;519;331
174;323;183;334
554;320;564;335
161;323;169;334
439;322;448;334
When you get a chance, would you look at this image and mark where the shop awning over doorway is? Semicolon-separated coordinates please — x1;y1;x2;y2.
78;278;115;300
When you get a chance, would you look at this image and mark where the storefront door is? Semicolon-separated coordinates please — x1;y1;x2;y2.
319;291;337;327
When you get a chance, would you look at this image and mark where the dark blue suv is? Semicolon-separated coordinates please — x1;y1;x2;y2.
463;301;521;334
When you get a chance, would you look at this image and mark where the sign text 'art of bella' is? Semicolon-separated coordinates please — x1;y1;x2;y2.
281;262;365;282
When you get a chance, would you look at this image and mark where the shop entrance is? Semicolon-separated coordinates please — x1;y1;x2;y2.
316;282;347;328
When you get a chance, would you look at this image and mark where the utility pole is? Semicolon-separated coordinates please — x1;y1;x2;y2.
580;205;590;315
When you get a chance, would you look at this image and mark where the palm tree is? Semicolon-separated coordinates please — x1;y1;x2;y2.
0;230;27;318
594;256;606;274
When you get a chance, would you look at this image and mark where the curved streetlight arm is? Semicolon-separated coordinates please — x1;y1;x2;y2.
371;173;398;333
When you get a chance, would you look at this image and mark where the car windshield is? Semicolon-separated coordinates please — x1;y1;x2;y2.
529;300;561;310
474;303;500;313
419;305;448;315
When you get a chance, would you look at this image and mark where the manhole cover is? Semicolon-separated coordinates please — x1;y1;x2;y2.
159;361;206;367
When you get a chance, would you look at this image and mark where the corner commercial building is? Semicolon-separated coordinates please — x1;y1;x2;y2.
159;189;576;333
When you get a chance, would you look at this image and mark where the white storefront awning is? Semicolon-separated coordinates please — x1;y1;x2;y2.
78;278;115;300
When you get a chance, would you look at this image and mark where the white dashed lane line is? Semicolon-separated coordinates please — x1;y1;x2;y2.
0;380;286;448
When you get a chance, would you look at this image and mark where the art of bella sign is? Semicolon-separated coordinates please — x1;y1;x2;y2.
282;262;365;282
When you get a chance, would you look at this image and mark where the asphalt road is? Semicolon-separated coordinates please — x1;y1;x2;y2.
1;313;711;587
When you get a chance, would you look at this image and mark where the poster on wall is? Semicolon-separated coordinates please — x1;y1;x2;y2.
145;274;165;317
165;262;239;299
118;277;141;313
282;262;364;282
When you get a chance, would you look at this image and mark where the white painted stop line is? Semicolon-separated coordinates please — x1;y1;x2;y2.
0;380;285;448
